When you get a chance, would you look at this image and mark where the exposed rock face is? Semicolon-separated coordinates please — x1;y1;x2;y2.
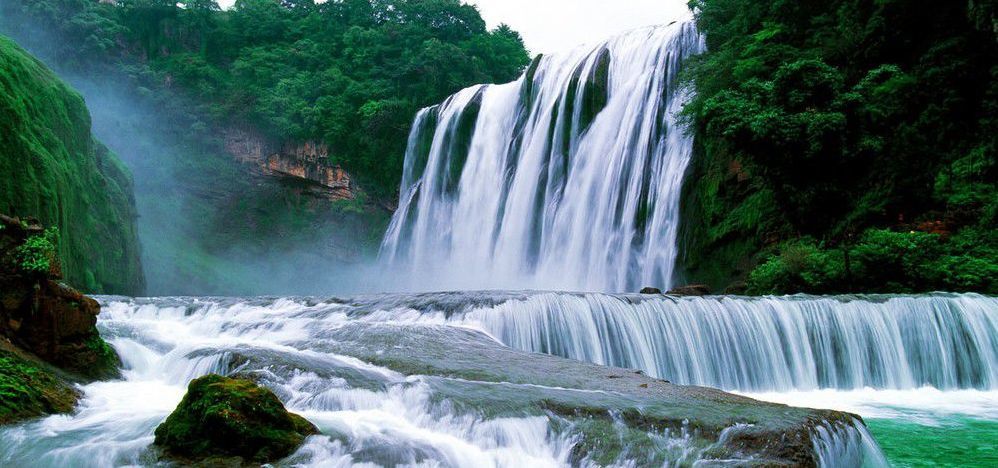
321;322;865;466
224;128;355;201
0;215;120;381
154;374;319;464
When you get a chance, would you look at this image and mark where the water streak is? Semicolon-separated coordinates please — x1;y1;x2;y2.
382;20;705;292
812;421;890;468
0;294;901;466
400;292;997;392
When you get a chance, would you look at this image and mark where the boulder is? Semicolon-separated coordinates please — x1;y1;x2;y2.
154;374;319;464
638;287;662;294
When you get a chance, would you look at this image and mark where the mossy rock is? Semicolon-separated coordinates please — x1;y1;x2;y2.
0;349;79;425
154;374;319;464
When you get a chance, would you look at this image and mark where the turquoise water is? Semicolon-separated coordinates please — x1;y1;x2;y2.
742;388;998;467
868;417;997;467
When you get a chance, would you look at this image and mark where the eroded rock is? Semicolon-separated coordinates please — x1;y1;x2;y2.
0;215;120;381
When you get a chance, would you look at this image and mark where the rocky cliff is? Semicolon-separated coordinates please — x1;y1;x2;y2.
224;129;356;201
0;215;120;381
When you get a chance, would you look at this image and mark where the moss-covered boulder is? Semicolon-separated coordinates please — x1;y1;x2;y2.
0;349;78;425
154;374;319;464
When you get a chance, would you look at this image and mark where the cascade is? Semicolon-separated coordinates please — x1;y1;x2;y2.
437;292;998;392
382;20;705;293
0;295;895;467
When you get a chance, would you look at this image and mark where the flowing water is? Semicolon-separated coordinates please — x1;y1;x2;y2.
2;14;991;467
0;293;897;467
441;293;998;392
382;20;704;293
433;292;998;466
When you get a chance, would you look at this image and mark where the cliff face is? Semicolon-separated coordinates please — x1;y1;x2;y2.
0;35;144;295
0;215;120;381
224;129;355;201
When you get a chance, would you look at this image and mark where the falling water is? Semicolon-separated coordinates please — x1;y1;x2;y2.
382;20;705;292
441;292;998;392
0;295;891;467
812;421;890;467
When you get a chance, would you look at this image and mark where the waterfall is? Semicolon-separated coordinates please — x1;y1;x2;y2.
393;292;997;392
382;20;705;293
812;421;890;468
0;294;893;467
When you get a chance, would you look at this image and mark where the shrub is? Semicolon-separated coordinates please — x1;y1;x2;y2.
13;228;59;276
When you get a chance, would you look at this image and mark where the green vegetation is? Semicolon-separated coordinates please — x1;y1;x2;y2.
747;229;997;295
0;1;529;294
681;0;998;294
0;36;144;295
12;228;59;276
0;350;78;425
82;334;122;377
1;0;529;196
154;374;318;463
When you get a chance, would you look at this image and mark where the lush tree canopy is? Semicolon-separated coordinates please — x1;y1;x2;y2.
681;0;997;294
1;0;530;194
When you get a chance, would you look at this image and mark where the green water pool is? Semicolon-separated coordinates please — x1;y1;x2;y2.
868;417;997;467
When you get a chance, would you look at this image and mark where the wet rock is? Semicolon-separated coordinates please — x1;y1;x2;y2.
666;284;712;296
724;281;749;295
639;287;662;294
154;374;319;464
0;348;79;425
319;322;861;466
0;215;120;381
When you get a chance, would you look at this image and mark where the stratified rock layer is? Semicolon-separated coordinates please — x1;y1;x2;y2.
224;128;355;201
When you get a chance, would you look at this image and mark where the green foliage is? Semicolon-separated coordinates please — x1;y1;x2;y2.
154;374;318;463
13;228;59;275
747;239;845;295
747;229;998;295
83;334;121;377
0;350;78;425
1;0;530;196
682;0;998;294
0;36;144;294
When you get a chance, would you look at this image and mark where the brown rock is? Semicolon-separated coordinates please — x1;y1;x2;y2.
223;128;356;201
0;215;120;380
